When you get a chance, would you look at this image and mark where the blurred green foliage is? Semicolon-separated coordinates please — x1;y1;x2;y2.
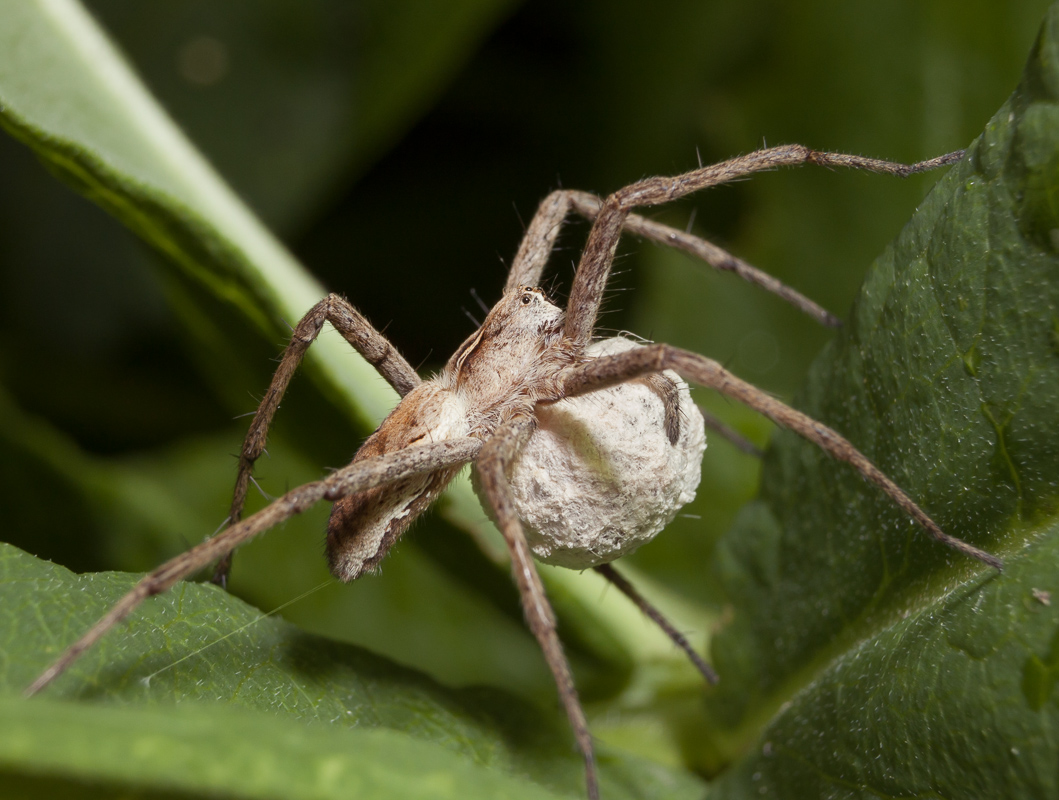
0;0;1055;797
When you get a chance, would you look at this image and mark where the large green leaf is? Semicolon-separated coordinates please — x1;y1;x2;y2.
0;1;696;794
0;543;703;799
700;7;1059;795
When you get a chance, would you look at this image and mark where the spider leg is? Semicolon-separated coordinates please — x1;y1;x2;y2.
506;190;575;291
24;437;481;697
642;374;764;455
507;187;839;326
697;405;765;458
566;190;840;327
564;145;964;346
641;373;682;445
594;563;718;685
561;344;1002;571
476;414;599;800
213;293;420;586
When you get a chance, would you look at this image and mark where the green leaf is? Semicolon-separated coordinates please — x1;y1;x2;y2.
0;0;384;427
0;543;705;799
79;1;522;234
0;0;516;429
701;6;1059;795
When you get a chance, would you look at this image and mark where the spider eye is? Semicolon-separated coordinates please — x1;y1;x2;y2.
521;293;533;305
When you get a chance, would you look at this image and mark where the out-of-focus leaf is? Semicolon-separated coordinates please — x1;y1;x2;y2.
0;543;706;799
83;0;521;233
0;0;504;429
700;7;1059;794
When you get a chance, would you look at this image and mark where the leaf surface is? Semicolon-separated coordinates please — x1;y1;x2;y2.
0;543;705;799
702;7;1059;795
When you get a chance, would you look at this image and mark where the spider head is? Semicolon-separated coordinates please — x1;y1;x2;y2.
507;285;564;335
471;285;564;345
445;285;566;390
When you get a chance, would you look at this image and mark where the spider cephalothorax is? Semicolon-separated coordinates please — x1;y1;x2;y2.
326;286;574;580
28;145;1001;800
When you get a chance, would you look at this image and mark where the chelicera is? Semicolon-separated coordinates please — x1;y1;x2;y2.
27;144;1001;800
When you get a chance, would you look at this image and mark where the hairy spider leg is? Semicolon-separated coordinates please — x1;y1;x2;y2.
212;293;421;585
25;437;481;696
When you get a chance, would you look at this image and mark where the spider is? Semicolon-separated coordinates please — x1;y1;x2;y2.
27;143;1002;800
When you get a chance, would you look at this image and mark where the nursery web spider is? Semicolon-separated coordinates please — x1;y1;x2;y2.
28;144;1002;800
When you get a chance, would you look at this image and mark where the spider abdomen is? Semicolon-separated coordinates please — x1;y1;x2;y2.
327;382;469;581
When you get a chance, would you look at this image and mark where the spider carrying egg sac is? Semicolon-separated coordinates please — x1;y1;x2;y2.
483;337;706;569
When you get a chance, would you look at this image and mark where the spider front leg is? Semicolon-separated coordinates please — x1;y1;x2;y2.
213;293;420;586
566;190;843;327
561;344;1002;571
476;413;599;800
507;187;838;326
564;144;964;345
25;437;481;696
